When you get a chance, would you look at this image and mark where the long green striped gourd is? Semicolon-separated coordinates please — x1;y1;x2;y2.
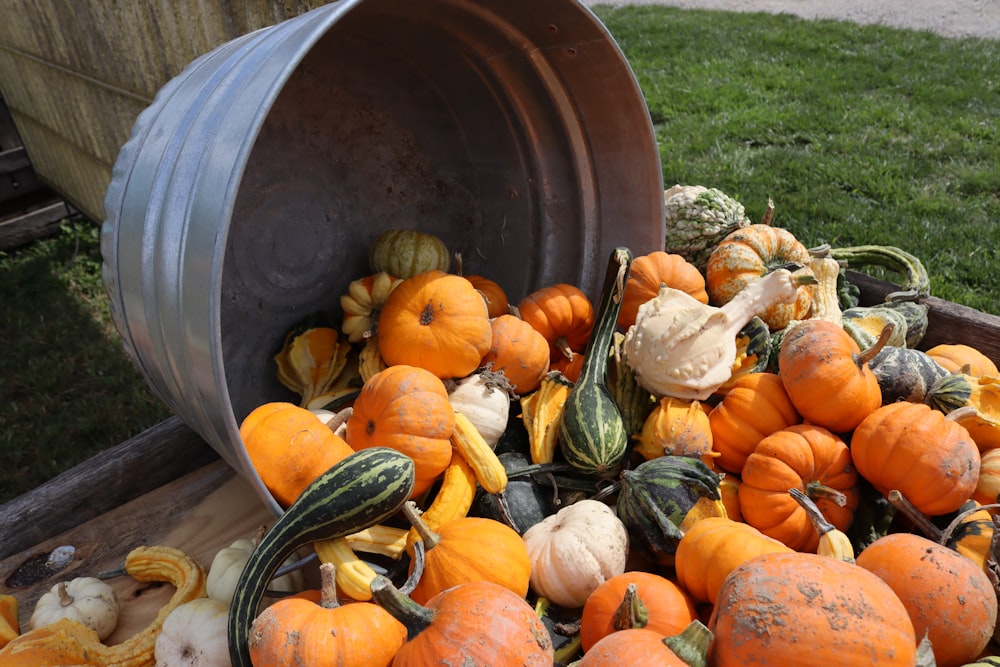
559;247;632;476
228;447;415;667
828;244;930;298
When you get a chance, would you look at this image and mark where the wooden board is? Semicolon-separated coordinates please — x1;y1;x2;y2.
0;459;275;641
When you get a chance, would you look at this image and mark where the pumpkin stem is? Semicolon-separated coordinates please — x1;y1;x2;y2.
317;562;342;609
401;501;442;551
759;197;775;226
57;582;74;607
662;619;713;667
854;322;894;367
790;488;836;535
400;539;425;597
887;489;942;541
369;573;434;641
802;481;847;507
944;405;979;423
612;583;648;630
554;337;576;362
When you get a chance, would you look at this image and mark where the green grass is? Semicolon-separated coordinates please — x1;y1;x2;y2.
2;7;998;500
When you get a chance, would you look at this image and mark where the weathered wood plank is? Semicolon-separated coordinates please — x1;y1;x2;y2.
0;415;220;560
0;199;70;249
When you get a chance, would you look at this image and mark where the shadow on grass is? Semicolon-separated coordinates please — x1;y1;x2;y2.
0;221;173;503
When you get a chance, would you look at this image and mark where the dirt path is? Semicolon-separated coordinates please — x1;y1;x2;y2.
582;0;1000;40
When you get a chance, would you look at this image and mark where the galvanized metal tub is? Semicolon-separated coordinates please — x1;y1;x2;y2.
101;0;664;515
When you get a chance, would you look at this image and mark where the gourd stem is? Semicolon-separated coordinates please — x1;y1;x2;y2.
802;482;847;507
402;501;441;551
317;562;341;609
944;405;979;423
662;619;713;667
612;583;648;630
400;540;425;597
57;582;73;607
887;489;942;540
789;488;835;535
370;574;434;640
854;322;894;367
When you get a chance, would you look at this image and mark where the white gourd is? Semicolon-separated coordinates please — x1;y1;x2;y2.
154;597;231;667
521;499;628;608
206;535;305;605
624;268;807;401
29;576;119;640
447;371;510;448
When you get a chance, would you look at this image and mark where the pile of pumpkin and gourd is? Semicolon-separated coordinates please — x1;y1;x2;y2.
237;185;1000;667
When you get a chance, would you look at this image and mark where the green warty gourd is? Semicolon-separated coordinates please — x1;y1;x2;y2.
663;184;751;270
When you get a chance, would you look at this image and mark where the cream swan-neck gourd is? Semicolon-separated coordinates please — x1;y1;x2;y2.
624;268;814;401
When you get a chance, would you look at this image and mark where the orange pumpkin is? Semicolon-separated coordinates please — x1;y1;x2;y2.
249;564;406;667
479;314;550;394
517;283;594;365
850;401;979;516
551;352;585;383
406;513;531;605
973;446;1000;506
579;571;696;652
856;532;998;667
240;402;354;508
777;318;882;433
708;372;800;474
371;578;554;666
377;270;492;379
737;424;858;552
925;343;999;376
466;274;510;318
704;224;814;330
709;551;917;666
633;397;718;467
345;365;455;497
674;516;792;605
617;251;708;330
576;626;707;667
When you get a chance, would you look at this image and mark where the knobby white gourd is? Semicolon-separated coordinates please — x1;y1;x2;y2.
624;268;810;400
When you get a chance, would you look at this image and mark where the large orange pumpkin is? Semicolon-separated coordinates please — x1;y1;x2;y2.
709;551;917;666
617;251;708;330
924;343;999;376
850;401;980;516
345;365;455;497
240;402;354;508
856;532;998;667
708;372;800;474
778;318;882;433
377;270;492;379
738;423;858;552
479;314;550;395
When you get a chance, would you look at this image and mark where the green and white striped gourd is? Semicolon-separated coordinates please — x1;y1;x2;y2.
559;247;633;477
228;447;415;667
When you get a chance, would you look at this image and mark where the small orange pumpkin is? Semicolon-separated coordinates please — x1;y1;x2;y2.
576;626;709;667
249;563;406;667
377;270;492;379
517;283;595;365
705;224;814;330
466;274;510;318
925;343;999;376
633;397;718;467
850;401;980;516
617;251;708;330
240;402;354;508
479;314;550;394
856;532;998;667
709;552;917;665
737;423;858;552
973;446;1000;506
777;318;882;433
345;365;456;497
708;372;800;474
579;571;696;652
673;516;792;605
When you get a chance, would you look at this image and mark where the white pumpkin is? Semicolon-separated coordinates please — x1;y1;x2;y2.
30;576;119;640
154;597;231;667
205;535;305;605
521;499;629;608
448;371;510;447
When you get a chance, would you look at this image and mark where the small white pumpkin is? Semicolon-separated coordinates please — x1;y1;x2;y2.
154;597;230;667
29;576;119;640
521;498;629;608
205;535;305;605
447;371;510;448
